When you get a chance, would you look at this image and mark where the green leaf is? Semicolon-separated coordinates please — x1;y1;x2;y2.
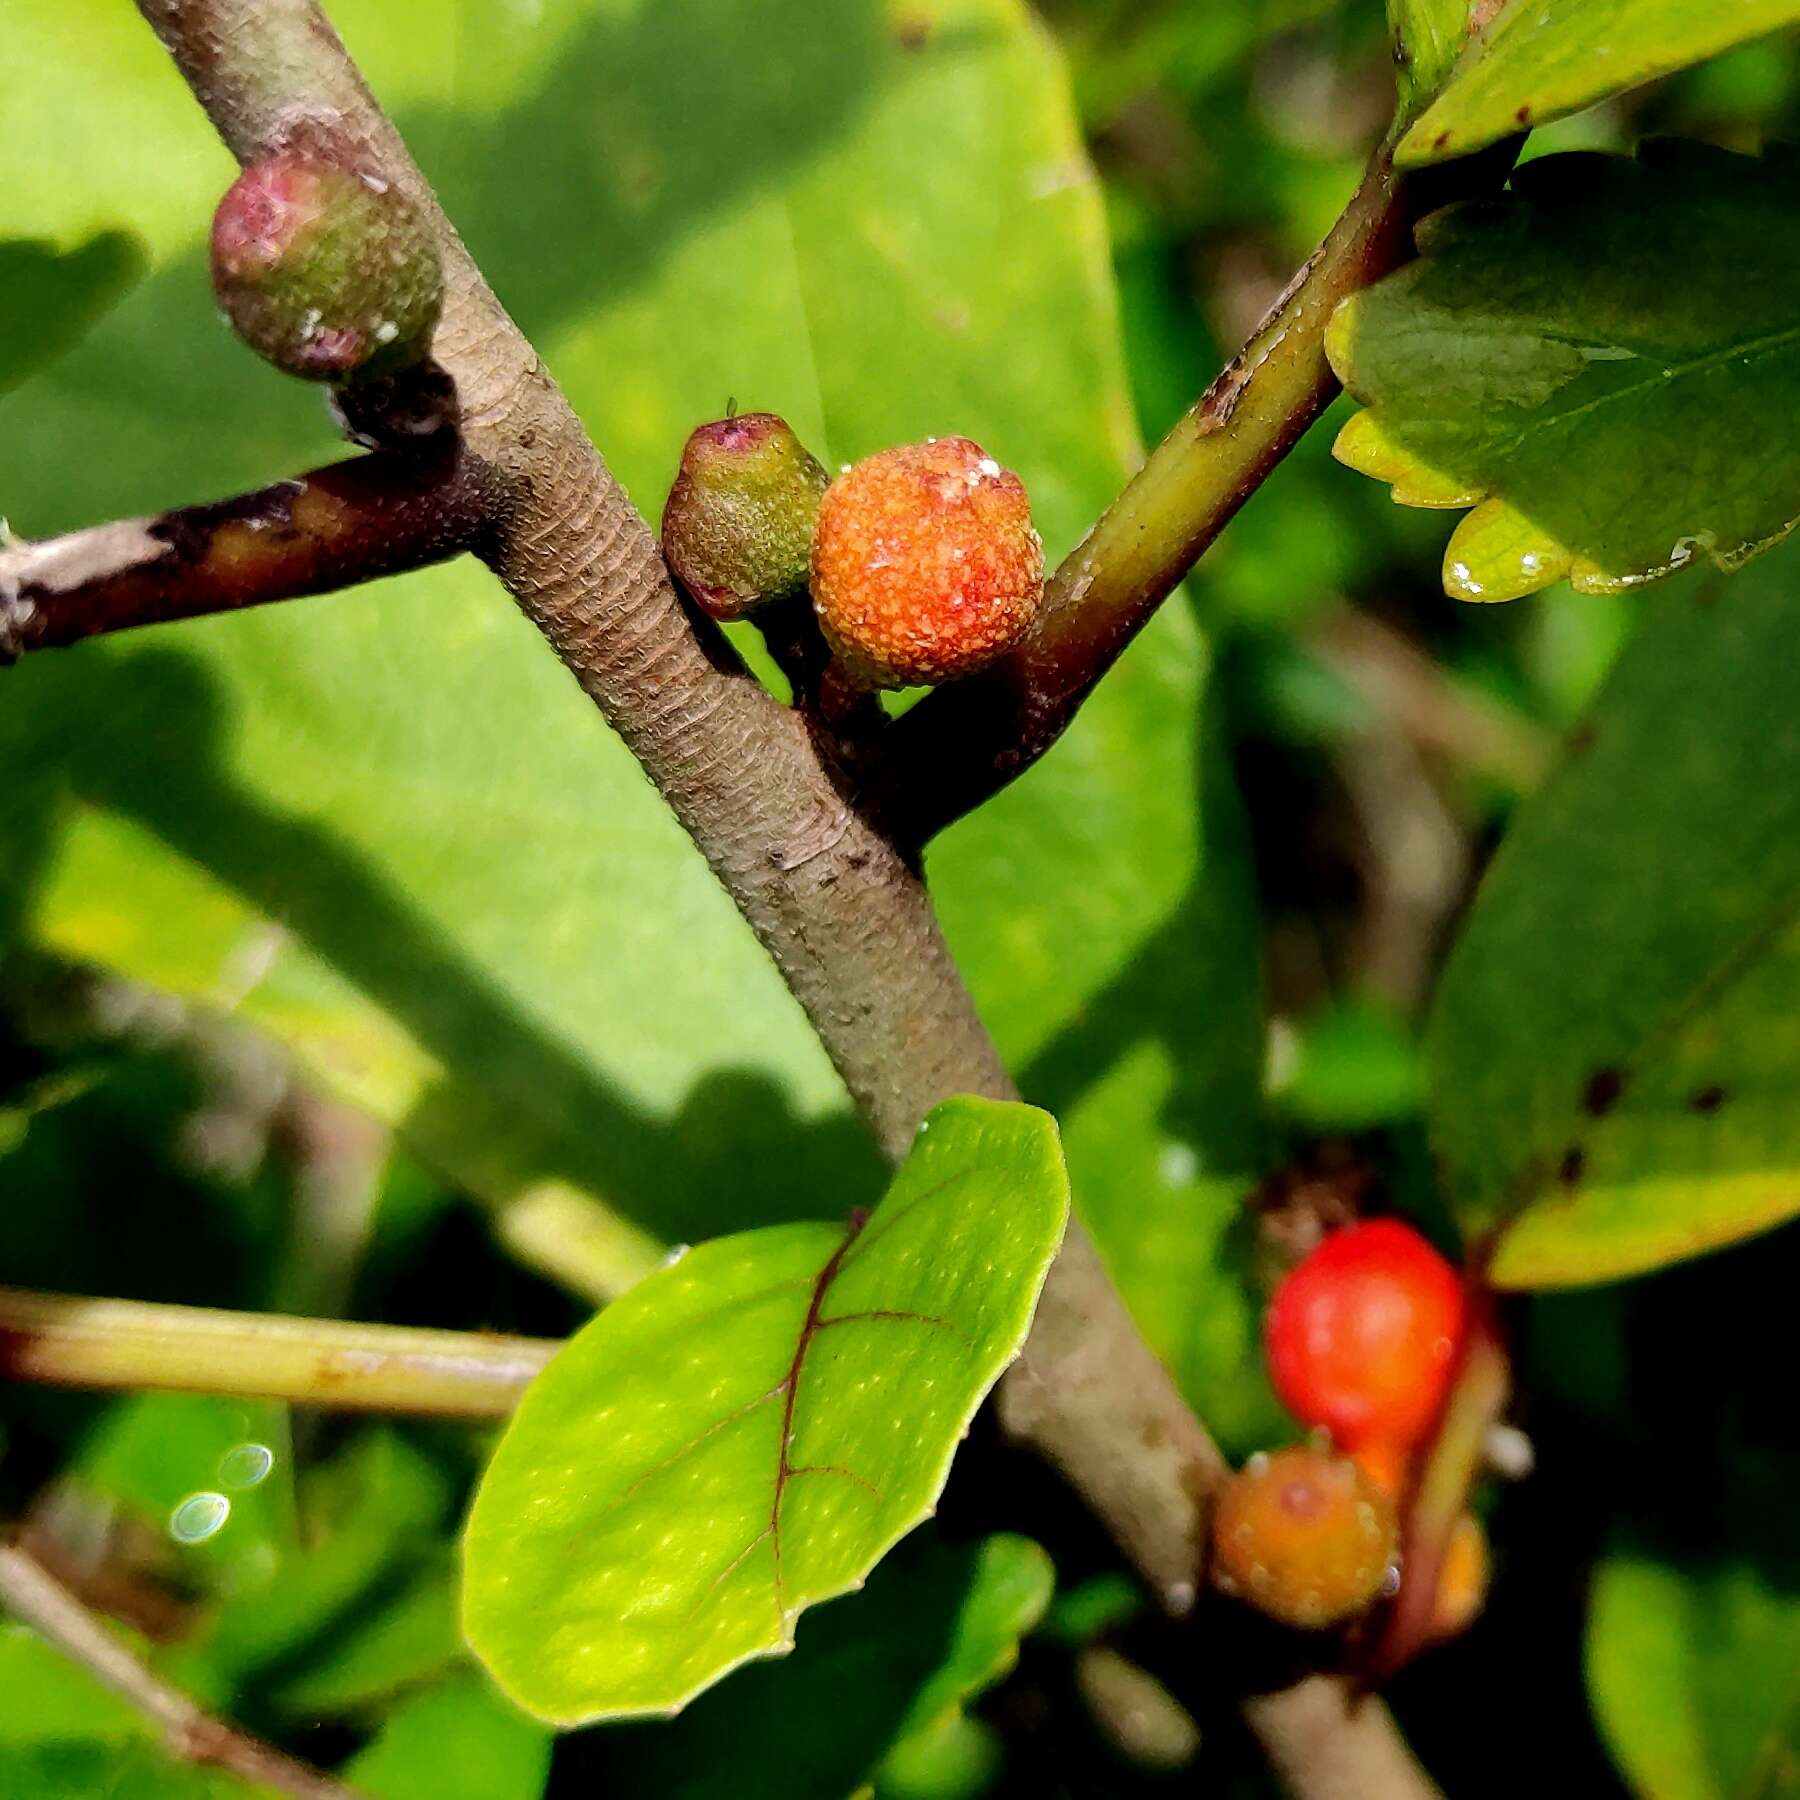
876;1534;1053;1758
1587;1550;1800;1800
0;1628;146;1747
875;1711;1002;1800
268;1566;460;1716
0;0;1253;1315
1399;0;1800;166
344;1672;551;1800
0;234;145;397
1329;143;1800;604
0;1744;247;1800
461;1097;1068;1724
1427;552;1800;1287
596;1530;1048;1798
1388;0;1472;122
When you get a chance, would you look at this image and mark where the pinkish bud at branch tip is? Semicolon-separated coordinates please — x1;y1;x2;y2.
211;152;443;383
661;413;830;620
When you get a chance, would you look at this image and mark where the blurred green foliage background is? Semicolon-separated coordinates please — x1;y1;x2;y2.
2;1;1796;1794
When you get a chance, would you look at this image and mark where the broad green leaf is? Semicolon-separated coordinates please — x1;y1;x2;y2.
1388;0;1472;121
1588;1550;1800;1800
461;1098;1068;1724
0;1629;145;1747
1399;0;1800;166
0;0;1261;1335
344;1673;551;1800
1428;552;1800;1286
1329;144;1800;604
0;235;145;397
596;1530;1049;1798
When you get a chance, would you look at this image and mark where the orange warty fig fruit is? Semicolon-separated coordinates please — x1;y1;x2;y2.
1210;1444;1399;1630
809;436;1043;689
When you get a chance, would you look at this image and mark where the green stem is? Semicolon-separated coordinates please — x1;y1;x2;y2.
883;136;1517;842
1372;1303;1510;1678
0;1288;554;1418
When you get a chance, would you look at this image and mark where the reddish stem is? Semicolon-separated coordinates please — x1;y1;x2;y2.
1;449;491;658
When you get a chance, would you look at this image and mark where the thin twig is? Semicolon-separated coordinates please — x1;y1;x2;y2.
0;1288;553;1418
1372;1306;1510;1680
880;138;1519;844
0;449;491;657
1243;1674;1443;1800
0;1539;366;1800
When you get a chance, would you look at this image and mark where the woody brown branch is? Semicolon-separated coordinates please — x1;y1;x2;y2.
110;6;1456;1791
0;449;490;659
131;0;1221;1615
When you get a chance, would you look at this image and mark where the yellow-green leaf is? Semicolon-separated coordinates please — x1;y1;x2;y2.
1428;552;1800;1287
1400;0;1800;166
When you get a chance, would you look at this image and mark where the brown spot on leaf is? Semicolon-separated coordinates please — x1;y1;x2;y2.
1688;1084;1728;1115
1568;722;1597;757
1558;1145;1585;1187
1515;105;1531;125
1433;131;1452;152
894;11;931;49
1583;1068;1625;1117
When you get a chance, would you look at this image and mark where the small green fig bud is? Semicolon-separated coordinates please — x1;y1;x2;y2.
210;153;443;382
660;413;829;620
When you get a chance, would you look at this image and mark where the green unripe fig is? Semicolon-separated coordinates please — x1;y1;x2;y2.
210;152;443;382
660;413;830;620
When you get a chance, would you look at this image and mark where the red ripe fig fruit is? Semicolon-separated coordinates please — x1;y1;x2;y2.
1264;1219;1466;1452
